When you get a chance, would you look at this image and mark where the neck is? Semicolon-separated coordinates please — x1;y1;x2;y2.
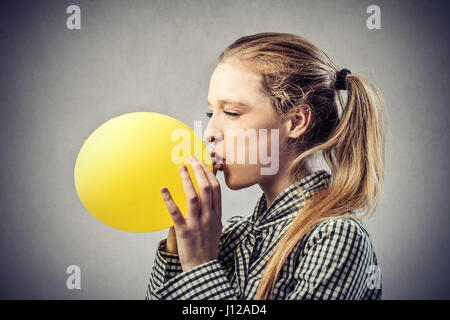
259;160;312;209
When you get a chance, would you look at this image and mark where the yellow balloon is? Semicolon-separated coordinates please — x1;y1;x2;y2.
74;112;213;233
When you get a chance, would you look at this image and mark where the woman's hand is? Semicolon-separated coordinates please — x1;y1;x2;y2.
165;226;178;254
160;156;222;272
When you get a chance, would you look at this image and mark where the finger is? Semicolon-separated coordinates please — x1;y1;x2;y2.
178;164;201;218
189;156;212;214
160;187;186;227
212;164;221;176
200;162;222;213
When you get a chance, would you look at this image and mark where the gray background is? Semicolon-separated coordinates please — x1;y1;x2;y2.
0;0;449;299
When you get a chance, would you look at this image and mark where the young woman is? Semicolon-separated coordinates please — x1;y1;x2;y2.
145;32;386;300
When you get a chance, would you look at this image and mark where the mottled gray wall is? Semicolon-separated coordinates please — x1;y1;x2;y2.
0;0;448;299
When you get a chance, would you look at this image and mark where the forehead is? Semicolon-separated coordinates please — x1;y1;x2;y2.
207;61;270;108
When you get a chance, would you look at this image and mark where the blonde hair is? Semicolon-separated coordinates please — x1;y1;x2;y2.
218;32;387;299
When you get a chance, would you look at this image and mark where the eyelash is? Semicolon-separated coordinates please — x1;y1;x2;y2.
205;111;239;118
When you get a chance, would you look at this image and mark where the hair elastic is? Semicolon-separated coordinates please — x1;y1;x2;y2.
335;68;352;90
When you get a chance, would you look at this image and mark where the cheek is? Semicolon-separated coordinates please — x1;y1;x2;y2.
221;128;281;189
222;133;259;165
247;129;280;166
221;127;280;166
223;163;261;190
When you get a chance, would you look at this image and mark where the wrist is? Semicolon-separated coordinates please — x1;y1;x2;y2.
181;256;218;272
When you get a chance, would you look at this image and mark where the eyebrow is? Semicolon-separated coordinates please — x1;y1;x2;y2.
208;99;250;110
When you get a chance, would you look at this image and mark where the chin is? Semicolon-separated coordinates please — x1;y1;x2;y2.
225;180;244;190
223;168;255;190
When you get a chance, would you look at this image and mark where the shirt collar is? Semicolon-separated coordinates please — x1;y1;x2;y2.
251;169;331;228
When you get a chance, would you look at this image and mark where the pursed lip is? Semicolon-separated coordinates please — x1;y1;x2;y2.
211;151;226;170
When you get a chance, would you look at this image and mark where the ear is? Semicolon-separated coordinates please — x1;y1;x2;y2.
283;104;313;139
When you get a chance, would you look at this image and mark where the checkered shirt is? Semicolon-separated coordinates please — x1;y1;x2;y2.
145;169;382;300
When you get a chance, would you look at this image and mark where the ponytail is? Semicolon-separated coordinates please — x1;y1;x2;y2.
255;73;387;299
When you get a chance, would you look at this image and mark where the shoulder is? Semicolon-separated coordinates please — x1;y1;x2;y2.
290;216;381;300
300;216;373;255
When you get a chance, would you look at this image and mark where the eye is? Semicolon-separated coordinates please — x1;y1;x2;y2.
205;111;239;118
224;111;239;117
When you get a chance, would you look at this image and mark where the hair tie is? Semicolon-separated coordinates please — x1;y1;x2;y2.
335;68;352;90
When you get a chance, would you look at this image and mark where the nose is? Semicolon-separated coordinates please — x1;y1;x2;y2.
203;125;223;144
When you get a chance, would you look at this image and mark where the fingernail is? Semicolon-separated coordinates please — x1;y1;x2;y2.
190;156;198;163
